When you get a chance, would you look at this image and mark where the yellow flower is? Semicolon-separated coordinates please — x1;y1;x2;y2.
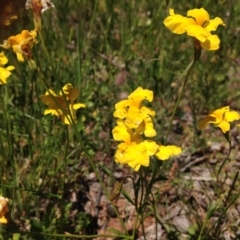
0;29;38;62
114;87;153;116
112;120;158;171
163;8;225;50
40;83;85;125
0;196;9;224
115;140;159;171
114;87;156;137
198;106;240;133
155;145;182;160
0;51;15;84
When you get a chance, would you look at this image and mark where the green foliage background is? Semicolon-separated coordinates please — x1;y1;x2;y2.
1;0;240;239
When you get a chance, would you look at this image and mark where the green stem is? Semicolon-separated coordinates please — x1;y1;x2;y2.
217;137;231;182
164;58;197;144
213;171;239;238
10;231;133;239
197;213;209;240
59;126;69;229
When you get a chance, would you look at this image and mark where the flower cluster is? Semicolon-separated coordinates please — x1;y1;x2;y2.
163;8;225;51
112;87;182;171
40;83;85;125
0;51;15;84
0;196;9;224
198;106;240;134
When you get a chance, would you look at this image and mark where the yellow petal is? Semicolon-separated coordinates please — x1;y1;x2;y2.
72;103;85;110
200;35;220;51
217;121;230;133
143;140;159;156
187;8;210;26
128;87;153;107
141;106;155;117
62;114;75;125
155;145;182;160
44;109;62;116
128;162;141;171
197;115;218;129
0;52;8;65
112;125;131;143
164;9;195;34
205;17;225;32
113;100;129;119
6;66;15;71
224;111;240;122
40;91;65;109
126;144;150;168
0;216;7;224
143;115;156;137
125;107;143;129
185;25;210;42
213;106;229;119
60;83;79;101
0;66;14;84
16;52;25;62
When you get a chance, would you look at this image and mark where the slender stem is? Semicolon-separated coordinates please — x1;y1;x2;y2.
197;213;209;240
132;213;140;239
59;126;69;229
8;231;133;239
217;138;231;182
164;59;197;144
38;30;51;63
213;171;239;239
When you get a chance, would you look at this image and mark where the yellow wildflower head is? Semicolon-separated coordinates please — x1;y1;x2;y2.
0;196;9;224
113;87;156;136
112;120;159;171
40;83;85;125
0;29;38;62
198;106;240;133
115;140;159;171
0;51;15;84
163;8;225;51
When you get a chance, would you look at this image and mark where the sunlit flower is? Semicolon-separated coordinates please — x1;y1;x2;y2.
155;145;182;160
0;51;15;84
114;87;156;137
0;196;9;224
40;83;85;125
198;106;240;133
113;121;159;171
115;141;158;171
163;8;225;50
26;0;54;30
0;29;38;62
